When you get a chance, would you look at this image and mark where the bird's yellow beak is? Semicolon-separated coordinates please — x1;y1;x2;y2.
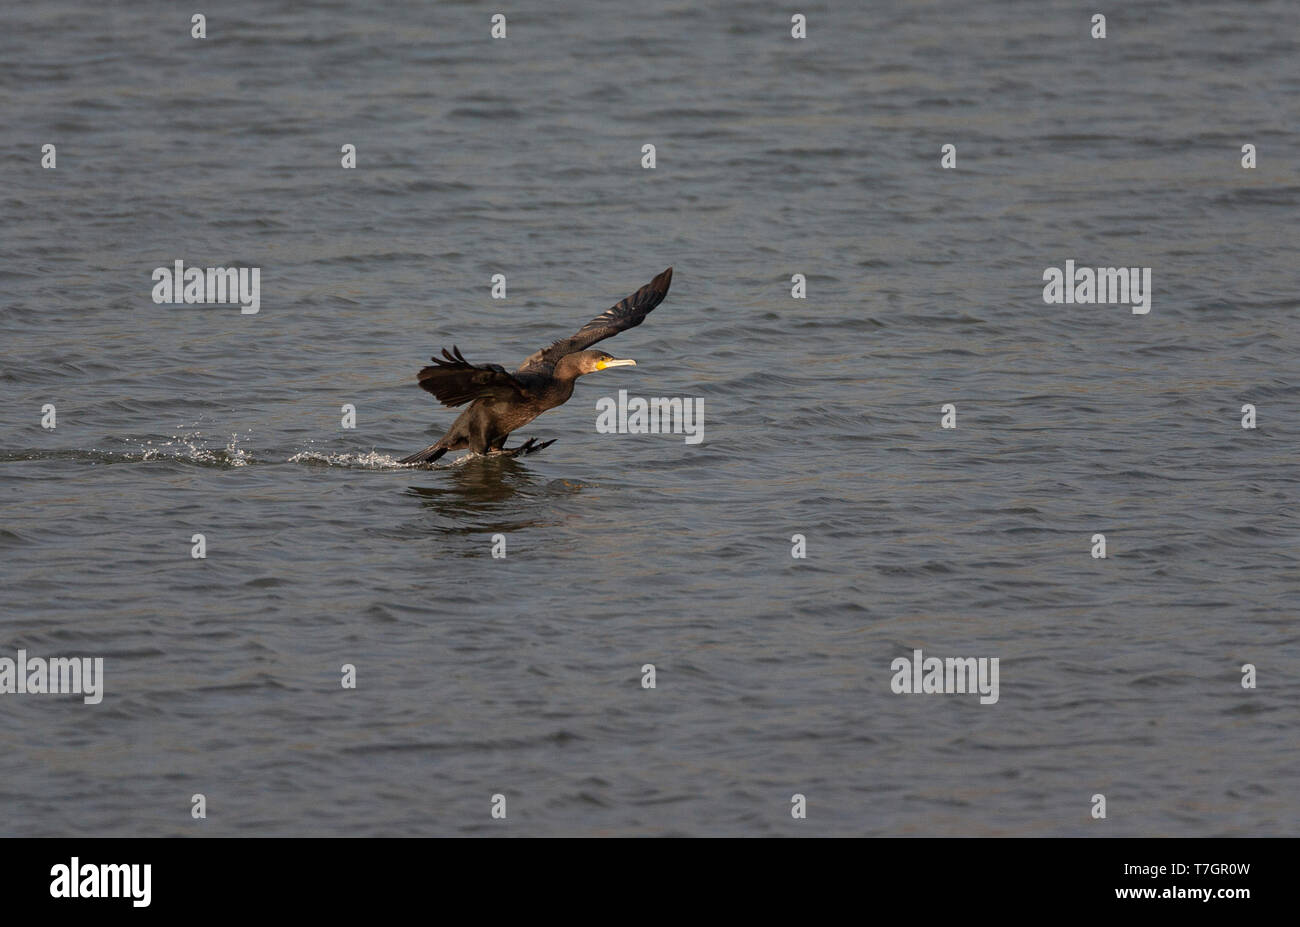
596;358;636;370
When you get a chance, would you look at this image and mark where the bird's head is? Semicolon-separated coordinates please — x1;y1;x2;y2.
575;350;637;376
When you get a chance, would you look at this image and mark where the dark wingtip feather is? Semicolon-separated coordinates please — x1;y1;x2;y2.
648;266;672;297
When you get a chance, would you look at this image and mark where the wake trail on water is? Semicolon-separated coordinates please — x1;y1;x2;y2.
3;433;486;471
1;433;254;468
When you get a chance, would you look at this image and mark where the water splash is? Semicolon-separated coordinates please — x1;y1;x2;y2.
132;431;252;467
287;449;414;469
1;432;253;468
287;448;500;469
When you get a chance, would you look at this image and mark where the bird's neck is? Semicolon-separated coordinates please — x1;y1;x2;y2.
553;355;586;382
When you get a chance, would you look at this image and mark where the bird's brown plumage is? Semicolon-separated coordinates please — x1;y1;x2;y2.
415;346;531;408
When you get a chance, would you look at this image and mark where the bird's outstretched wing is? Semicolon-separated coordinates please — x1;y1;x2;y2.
416;346;531;407
518;267;673;374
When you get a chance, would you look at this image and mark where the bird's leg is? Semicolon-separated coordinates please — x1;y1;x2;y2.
496;437;556;458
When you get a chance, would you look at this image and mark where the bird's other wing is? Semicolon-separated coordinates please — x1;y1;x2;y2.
518;267;672;373
416;346;532;407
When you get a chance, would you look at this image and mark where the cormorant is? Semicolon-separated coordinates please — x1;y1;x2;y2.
399;267;673;464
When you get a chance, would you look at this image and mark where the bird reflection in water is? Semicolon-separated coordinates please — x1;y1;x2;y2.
402;455;554;537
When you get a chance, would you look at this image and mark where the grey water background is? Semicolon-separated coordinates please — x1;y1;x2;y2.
1;0;1297;836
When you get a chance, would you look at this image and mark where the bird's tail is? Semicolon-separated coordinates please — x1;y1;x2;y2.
398;444;449;465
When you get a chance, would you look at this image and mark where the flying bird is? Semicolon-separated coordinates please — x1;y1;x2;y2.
399;267;673;464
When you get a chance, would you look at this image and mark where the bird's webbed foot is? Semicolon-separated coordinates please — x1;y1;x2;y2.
499;437;556;458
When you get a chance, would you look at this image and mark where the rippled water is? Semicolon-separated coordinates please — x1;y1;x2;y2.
2;0;1298;836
